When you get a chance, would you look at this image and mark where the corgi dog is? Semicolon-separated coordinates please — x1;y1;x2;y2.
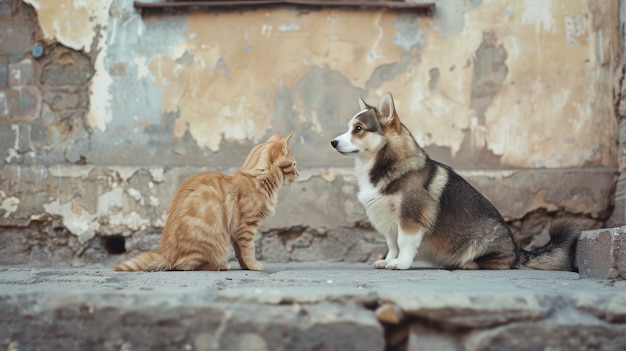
330;92;578;271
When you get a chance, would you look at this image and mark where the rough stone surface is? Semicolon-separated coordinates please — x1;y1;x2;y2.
258;226;387;264
577;227;626;280
0;91;8;118
409;321;626;351
8;85;41;122
0;62;7;87
610;170;626;227
8;58;34;86
0;23;34;56
1;263;625;351
375;302;403;325
40;47;93;86
2;295;381;351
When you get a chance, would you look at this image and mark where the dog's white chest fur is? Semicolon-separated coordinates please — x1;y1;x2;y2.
355;160;399;236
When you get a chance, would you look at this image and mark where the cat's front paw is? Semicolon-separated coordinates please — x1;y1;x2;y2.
373;260;388;269
385;259;411;270
245;261;264;271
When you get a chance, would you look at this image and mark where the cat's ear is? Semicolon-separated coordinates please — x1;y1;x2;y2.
280;131;295;151
282;131;294;144
267;132;281;143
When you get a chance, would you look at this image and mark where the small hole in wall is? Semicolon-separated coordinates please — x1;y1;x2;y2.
101;235;126;255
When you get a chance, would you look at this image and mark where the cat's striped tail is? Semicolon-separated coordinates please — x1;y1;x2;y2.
114;251;171;272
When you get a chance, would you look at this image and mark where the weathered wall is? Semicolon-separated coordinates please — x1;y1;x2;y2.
0;0;621;266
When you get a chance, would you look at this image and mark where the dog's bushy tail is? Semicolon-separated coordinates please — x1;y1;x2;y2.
518;221;579;271
114;251;171;272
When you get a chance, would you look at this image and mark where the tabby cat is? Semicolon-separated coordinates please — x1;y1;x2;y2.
114;132;298;271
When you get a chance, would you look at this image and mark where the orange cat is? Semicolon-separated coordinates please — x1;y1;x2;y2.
114;132;298;271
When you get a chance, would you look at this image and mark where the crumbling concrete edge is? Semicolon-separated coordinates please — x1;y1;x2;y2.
578;226;626;280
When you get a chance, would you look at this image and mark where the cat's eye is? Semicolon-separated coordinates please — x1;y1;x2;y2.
354;125;362;132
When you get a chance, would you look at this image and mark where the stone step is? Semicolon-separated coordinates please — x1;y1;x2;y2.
2;262;625;350
577;226;626;280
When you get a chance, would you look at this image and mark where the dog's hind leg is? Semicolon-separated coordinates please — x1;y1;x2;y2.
474;251;516;270
373;231;399;269
386;227;425;270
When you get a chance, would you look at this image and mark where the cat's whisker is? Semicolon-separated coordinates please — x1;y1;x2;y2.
291;181;300;202
287;181;293;200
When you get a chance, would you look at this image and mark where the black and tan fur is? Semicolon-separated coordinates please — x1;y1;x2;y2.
331;93;578;271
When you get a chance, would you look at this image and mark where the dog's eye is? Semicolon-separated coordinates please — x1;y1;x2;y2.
354;126;362;132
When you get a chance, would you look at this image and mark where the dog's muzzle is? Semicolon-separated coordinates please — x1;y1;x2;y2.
331;139;358;155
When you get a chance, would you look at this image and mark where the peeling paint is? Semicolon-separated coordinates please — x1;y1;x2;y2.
134;57;151;80
531;189;560;212
107;167;138;182
457;170;516;180
25;0;114;132
521;0;556;33
40;178;157;241
147;9;406;151
126;187;144;205
13;0;618;170
565;15;589;45
148;168;165;183
88;40;113;132
277;22;300;31
1;196;20;218
107;211;150;231
20;0;614;168
376;0;616;166
5;125;20;164
97;187;124;213
149;195;160;207
42;199;98;243
482;0;616;167
391;16;424;52
24;0;111;53
48;165;95;178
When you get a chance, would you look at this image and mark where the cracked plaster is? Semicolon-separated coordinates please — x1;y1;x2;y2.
18;0;618;168
0;193;20;218
24;0;113;133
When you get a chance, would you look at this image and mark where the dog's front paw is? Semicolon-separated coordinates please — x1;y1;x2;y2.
385;259;411;270
373;260;388;269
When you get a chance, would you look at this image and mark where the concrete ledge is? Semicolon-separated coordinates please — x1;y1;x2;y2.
0;165;615;231
578;227;626;280
0;164;616;267
1;263;625;350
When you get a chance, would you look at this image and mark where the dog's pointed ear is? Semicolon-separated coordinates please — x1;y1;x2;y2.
377;92;396;126
358;97;370;111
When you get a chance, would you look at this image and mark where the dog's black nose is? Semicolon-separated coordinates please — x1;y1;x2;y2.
331;140;338;148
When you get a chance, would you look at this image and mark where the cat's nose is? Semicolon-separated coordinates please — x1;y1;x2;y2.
331;140;338;148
